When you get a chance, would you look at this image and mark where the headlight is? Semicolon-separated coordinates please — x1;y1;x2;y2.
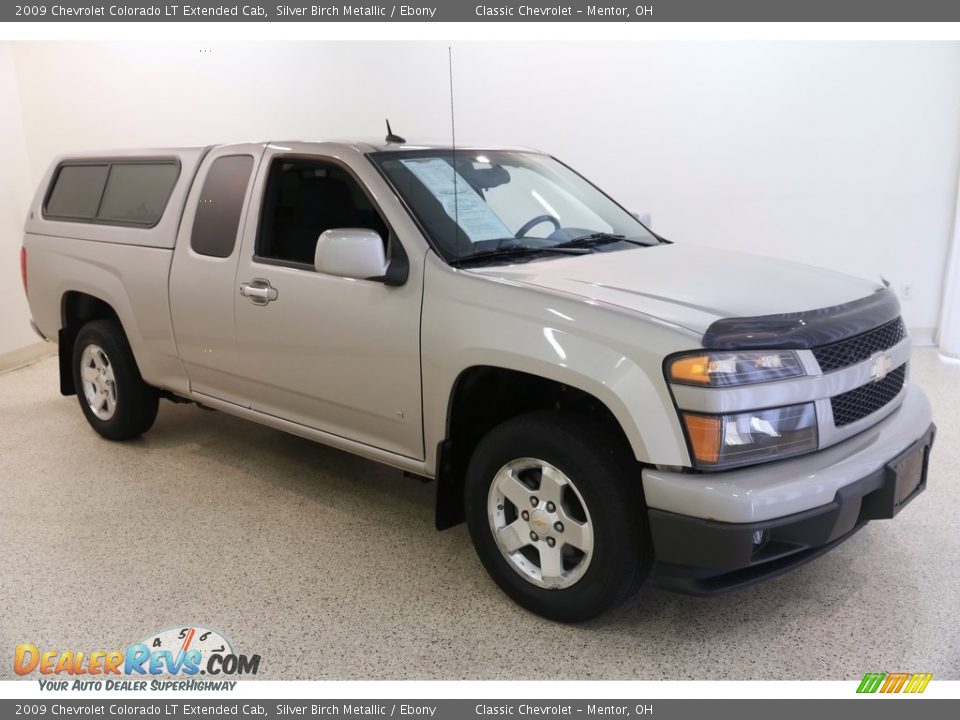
668;350;804;386
681;403;818;469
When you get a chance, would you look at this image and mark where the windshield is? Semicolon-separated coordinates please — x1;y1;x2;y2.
370;150;658;264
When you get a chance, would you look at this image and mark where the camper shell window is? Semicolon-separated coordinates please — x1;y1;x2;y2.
44;159;180;227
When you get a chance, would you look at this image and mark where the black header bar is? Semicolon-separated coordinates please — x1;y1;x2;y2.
5;1;960;23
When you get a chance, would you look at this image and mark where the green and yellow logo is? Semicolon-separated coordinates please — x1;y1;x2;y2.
857;672;933;694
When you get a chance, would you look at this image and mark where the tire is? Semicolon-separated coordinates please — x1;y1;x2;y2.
465;411;652;622
72;319;159;441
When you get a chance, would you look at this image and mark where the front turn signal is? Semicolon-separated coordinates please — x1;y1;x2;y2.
682;414;721;465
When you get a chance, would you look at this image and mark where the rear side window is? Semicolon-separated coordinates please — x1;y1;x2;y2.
99;163;180;223
45;165;109;219
44;160;179;226
190;155;254;259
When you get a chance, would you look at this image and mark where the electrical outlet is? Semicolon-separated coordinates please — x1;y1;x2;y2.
900;284;912;301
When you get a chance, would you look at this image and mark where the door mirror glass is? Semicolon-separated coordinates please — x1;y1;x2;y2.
632;211;652;228
314;228;389;280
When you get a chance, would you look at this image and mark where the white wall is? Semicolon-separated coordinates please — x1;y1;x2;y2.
5;41;960;351
941;181;960;357
451;43;960;341
0;43;36;355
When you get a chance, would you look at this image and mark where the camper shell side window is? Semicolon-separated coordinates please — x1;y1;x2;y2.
43;158;181;228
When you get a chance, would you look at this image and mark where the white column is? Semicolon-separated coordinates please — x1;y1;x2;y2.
0;43;37;356
940;179;960;357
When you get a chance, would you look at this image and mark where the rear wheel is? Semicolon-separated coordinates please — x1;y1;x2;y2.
465;411;651;622
72;319;158;440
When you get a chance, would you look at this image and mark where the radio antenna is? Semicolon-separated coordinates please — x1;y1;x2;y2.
385;119;405;144
448;46;462;260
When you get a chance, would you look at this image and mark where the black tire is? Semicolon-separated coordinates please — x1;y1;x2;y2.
465;411;652;622
72;319;159;441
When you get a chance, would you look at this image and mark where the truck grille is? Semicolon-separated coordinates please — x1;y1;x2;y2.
830;364;906;427
812;317;905;373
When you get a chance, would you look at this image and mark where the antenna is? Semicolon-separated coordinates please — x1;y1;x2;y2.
448;46;462;260
385;119;406;144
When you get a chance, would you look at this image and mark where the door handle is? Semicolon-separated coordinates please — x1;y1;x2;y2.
240;279;278;305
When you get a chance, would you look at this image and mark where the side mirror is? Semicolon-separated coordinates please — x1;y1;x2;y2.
314;229;388;281
632;211;652;228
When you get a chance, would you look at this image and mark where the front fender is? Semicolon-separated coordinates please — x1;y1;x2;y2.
421;256;699;474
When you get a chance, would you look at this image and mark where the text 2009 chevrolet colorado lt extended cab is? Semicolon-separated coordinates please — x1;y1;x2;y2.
22;140;935;621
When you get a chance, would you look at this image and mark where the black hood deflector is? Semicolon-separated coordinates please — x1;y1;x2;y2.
702;288;901;350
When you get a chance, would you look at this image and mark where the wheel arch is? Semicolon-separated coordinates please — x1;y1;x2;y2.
434;364;642;530
58;291;124;396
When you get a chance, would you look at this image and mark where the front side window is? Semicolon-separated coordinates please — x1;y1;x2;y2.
371;150;658;264
257;158;390;265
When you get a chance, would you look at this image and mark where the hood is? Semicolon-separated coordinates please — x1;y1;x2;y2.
469;243;884;337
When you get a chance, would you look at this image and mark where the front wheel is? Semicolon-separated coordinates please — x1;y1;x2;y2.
465;411;651;622
72;319;159;441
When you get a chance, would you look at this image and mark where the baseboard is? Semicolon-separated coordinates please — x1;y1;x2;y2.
0;341;56;373
909;327;936;347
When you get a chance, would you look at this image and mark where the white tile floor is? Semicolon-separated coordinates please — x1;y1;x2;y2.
1;350;957;680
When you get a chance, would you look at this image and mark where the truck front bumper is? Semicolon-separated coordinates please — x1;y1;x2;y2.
642;384;935;595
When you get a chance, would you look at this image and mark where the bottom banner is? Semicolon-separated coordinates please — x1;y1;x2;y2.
1;699;957;720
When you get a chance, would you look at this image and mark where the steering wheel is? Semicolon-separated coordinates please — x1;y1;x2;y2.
515;214;561;238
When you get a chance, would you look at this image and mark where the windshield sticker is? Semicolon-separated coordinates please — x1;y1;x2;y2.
400;158;512;242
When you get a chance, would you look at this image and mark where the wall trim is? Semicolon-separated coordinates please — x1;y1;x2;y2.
0;341;55;374
908;327;937;347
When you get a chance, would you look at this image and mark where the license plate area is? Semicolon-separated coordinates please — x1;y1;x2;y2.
886;440;932;516
858;426;934;522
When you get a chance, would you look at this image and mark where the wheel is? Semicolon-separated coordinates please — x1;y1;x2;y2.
72;319;159;441
465;411;651;622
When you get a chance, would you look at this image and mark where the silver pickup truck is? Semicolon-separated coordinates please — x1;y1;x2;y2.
22;139;935;621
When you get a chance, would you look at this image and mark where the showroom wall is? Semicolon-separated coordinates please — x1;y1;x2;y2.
3;41;959;353
0;43;35;357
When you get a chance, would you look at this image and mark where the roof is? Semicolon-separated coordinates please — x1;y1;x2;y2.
268;139;542;154
49;140;544;162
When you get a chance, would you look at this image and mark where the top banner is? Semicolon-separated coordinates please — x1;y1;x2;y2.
5;0;960;23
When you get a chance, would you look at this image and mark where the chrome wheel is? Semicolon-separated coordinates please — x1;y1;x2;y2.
79;343;117;421
487;457;594;589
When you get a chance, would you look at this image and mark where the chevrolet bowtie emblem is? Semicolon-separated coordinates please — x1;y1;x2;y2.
870;353;893;381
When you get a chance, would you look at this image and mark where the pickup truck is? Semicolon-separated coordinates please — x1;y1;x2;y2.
22;139;935;622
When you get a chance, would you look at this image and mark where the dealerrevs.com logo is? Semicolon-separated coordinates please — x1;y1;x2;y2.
14;626;260;691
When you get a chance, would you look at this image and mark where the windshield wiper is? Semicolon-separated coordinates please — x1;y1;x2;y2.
451;244;590;267
554;232;658;248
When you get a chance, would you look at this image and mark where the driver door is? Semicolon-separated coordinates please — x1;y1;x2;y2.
229;149;424;459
